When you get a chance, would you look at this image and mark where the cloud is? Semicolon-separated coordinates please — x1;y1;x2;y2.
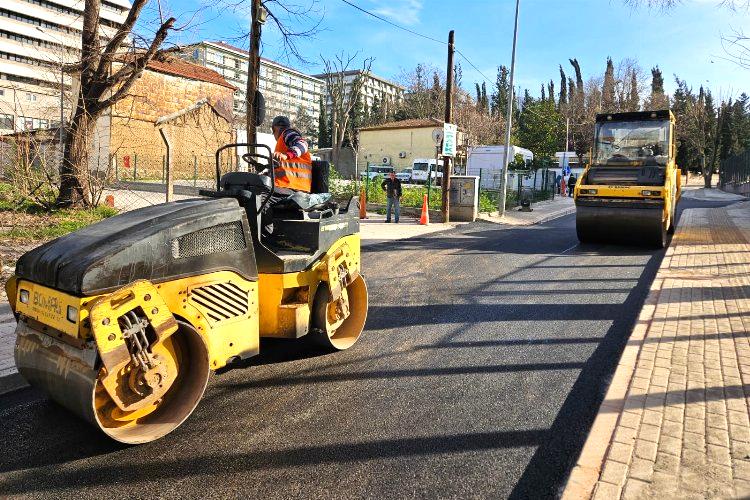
368;0;423;26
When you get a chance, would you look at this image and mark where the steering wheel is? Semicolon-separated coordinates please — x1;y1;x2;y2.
241;152;269;172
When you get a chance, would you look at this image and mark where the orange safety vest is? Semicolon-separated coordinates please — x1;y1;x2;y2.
274;133;312;192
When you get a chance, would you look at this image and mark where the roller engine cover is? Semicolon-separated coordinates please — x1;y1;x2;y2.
15;198;258;296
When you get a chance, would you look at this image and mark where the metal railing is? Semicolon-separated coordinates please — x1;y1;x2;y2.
720;149;750;189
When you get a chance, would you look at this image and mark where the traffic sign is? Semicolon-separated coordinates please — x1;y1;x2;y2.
442;123;457;157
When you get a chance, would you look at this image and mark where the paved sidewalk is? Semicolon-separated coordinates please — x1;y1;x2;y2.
681;186;747;202
359;215;464;246
480;194;575;226
564;201;750;499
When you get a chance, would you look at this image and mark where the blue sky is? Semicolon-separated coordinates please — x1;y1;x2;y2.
145;0;749;100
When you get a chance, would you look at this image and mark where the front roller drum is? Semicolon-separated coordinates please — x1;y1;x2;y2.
14;320;210;444
309;275;368;351
576;204;667;248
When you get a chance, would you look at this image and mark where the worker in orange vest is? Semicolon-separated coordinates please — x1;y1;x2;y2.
271;116;313;193
262;116;313;236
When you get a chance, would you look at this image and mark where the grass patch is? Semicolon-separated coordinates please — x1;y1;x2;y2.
0;203;118;241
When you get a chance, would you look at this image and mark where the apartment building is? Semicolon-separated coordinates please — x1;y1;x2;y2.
0;0;132;134
180;41;324;139
312;69;405;118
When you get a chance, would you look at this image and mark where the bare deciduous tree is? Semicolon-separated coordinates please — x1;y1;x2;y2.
320;53;373;170
59;0;175;207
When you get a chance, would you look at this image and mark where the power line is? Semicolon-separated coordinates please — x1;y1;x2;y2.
455;49;494;85
338;0;446;45
337;0;495;85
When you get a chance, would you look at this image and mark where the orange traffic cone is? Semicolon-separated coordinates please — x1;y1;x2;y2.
419;194;429;225
359;185;367;219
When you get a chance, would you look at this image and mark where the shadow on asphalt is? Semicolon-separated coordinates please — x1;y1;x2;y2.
0;430;552;495
0;388;124;474
507;249;664;499
216;337;332;374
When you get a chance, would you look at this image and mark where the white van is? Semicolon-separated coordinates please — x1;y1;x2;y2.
412;159;443;184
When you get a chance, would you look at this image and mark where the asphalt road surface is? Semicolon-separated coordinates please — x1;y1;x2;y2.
0;198;737;499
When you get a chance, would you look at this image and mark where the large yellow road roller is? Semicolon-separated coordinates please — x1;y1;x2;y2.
574;110;681;247
5;144;368;444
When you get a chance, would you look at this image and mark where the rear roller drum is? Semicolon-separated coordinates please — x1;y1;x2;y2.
309;275;368;351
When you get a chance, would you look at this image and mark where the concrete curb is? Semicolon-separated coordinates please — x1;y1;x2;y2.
561;217;681;499
479;205;577;227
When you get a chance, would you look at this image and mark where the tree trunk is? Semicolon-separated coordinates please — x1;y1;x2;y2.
58;105;96;207
701;154;713;188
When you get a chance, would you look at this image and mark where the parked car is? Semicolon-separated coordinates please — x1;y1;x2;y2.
360;165;395;181
396;168;413;183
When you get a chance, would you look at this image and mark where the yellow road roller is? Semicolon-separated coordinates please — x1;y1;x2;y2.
574;110;681;247
5;144;368;444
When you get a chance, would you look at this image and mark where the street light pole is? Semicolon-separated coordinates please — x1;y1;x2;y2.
499;0;520;218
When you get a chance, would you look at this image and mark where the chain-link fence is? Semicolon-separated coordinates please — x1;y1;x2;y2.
719;149;750;196
0;137;243;212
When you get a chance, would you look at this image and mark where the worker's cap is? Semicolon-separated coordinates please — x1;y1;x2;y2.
271;116;291;129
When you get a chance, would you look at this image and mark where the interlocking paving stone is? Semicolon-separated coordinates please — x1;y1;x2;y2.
568;203;750;499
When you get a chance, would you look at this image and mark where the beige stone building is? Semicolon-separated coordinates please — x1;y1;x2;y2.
358;118;468;172
100;56;235;180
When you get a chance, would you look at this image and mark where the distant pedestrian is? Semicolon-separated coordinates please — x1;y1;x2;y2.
568;174;577;197
555;174;562;194
381;172;403;223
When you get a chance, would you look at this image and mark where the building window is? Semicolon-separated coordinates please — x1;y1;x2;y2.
193;49;200;60
26;93;37;102
0;89;4;96
0;113;13;129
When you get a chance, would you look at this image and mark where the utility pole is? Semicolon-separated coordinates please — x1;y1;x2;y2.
441;30;455;223
563;116;569;173
246;0;262;145
499;0;520;217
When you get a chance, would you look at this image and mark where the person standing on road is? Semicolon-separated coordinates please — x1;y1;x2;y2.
381;172;402;223
568;174;577;197
555;173;562;194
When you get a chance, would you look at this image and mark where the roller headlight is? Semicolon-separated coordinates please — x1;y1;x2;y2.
19;289;29;304
67;305;78;323
641;190;662;196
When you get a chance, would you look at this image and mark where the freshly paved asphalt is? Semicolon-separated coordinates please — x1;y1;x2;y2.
0;198;737;499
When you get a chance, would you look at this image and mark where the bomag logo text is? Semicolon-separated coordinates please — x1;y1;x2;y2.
33;292;62;316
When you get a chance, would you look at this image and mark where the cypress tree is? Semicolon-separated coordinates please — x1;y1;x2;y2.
627;70;640;112
559;65;567;106
602;57;616;112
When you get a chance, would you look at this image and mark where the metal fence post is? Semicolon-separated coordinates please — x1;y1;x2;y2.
162;155;166;183
133;154;137;180
193;155;198;187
